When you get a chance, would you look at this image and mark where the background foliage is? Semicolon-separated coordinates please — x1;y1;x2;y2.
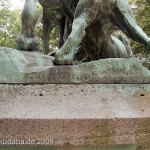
0;0;21;48
0;0;149;68
129;0;150;69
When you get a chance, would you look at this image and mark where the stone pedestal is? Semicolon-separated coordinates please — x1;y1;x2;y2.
0;84;150;148
0;48;150;149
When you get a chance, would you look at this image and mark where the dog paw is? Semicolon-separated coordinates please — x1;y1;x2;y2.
54;51;74;65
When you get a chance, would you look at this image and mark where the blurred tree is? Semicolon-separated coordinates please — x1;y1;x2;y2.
0;0;22;48
129;0;150;54
129;0;150;69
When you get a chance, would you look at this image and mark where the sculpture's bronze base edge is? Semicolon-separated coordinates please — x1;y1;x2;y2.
0;48;150;84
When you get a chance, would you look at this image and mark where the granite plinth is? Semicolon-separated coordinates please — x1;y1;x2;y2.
0;84;150;146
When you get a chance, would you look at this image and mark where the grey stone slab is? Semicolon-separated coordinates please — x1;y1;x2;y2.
0;84;150;146
0;47;150;84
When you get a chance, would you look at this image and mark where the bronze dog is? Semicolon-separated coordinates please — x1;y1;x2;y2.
17;0;78;54
55;0;150;65
38;0;79;54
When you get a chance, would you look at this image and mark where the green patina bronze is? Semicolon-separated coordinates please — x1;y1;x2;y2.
17;0;78;54
17;0;150;65
38;0;78;54
16;0;40;52
54;0;150;65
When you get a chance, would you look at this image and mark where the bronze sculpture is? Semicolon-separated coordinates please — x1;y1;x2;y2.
17;0;150;65
16;0;78;54
38;0;79;54
16;0;40;51
54;0;150;65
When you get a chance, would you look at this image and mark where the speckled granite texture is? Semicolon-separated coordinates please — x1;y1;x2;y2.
0;84;150;146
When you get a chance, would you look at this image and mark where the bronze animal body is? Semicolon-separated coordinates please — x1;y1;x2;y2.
55;0;150;65
16;0;78;54
38;0;79;54
16;0;40;51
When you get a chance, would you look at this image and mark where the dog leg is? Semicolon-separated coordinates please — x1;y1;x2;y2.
42;9;55;54
16;0;40;51
55;7;95;65
110;0;150;51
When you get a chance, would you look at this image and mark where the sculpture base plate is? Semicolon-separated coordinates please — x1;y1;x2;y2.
0;47;150;84
0;84;150;147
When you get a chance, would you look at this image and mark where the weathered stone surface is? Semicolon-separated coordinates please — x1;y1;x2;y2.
0;47;54;83
0;47;150;84
0;84;150;146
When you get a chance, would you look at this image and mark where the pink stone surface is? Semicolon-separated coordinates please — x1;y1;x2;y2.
0;84;150;146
